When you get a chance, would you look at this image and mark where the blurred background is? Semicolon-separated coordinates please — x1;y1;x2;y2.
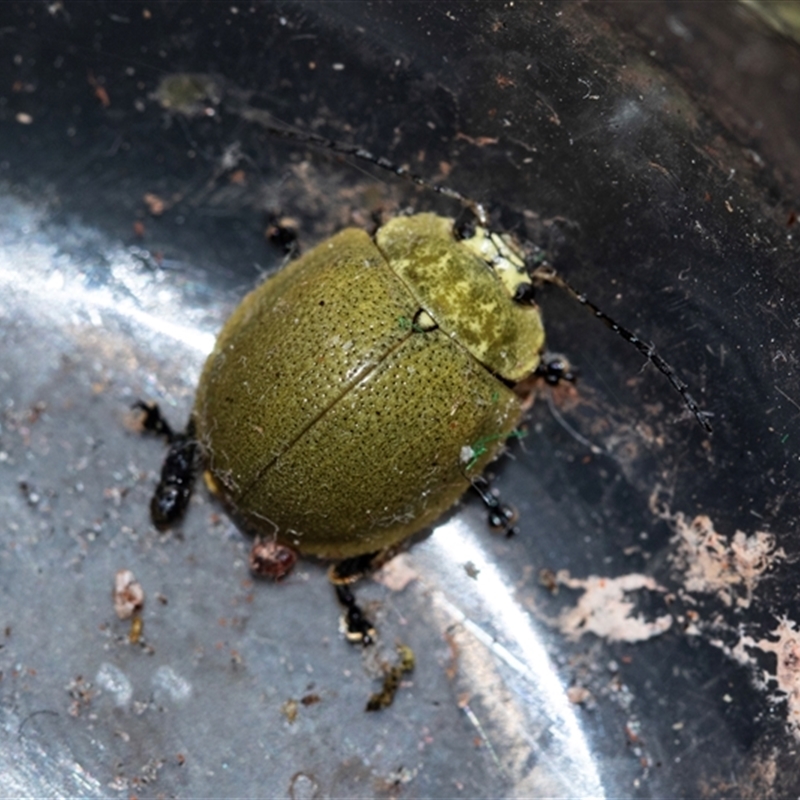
1;2;799;797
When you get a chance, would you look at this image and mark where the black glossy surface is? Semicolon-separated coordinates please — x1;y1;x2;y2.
1;2;799;797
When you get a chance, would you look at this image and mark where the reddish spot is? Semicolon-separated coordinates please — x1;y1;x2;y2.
625;723;641;744
249;539;297;580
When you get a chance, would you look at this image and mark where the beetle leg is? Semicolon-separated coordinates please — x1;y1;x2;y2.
328;551;385;584
149;421;199;530
330;555;417;710
133;401;199;530
328;550;398;646
265;213;300;260
132;400;177;441
471;476;519;538
535;353;578;386
333;583;376;646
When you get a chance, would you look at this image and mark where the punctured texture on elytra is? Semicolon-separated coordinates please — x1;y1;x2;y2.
193;215;545;559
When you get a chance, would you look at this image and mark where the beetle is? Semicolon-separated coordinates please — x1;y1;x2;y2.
136;126;711;702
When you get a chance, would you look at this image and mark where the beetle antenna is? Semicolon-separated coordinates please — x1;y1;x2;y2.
254;118;711;432
251;117;488;224
531;266;713;433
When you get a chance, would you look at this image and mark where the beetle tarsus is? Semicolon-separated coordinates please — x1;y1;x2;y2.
535;353;578;385
135;401;198;529
150;426;199;530
471;476;519;537
335;583;376;646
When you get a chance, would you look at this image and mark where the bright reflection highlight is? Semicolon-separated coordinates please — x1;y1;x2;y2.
0;207;217;357
426;516;604;798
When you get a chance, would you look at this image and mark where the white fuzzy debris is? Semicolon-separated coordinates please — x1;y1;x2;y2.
668;514;783;609
555;572;672;643
113;569;144;619
733;617;800;740
96;662;133;707
152;665;193;702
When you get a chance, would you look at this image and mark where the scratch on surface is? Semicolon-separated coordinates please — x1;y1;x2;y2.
775;384;800;414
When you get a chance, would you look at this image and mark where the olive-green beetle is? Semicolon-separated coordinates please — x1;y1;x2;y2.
136;207;552;651
137;130;711;664
194;212;542;559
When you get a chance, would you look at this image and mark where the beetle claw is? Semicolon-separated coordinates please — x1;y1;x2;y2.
133;399;177;442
